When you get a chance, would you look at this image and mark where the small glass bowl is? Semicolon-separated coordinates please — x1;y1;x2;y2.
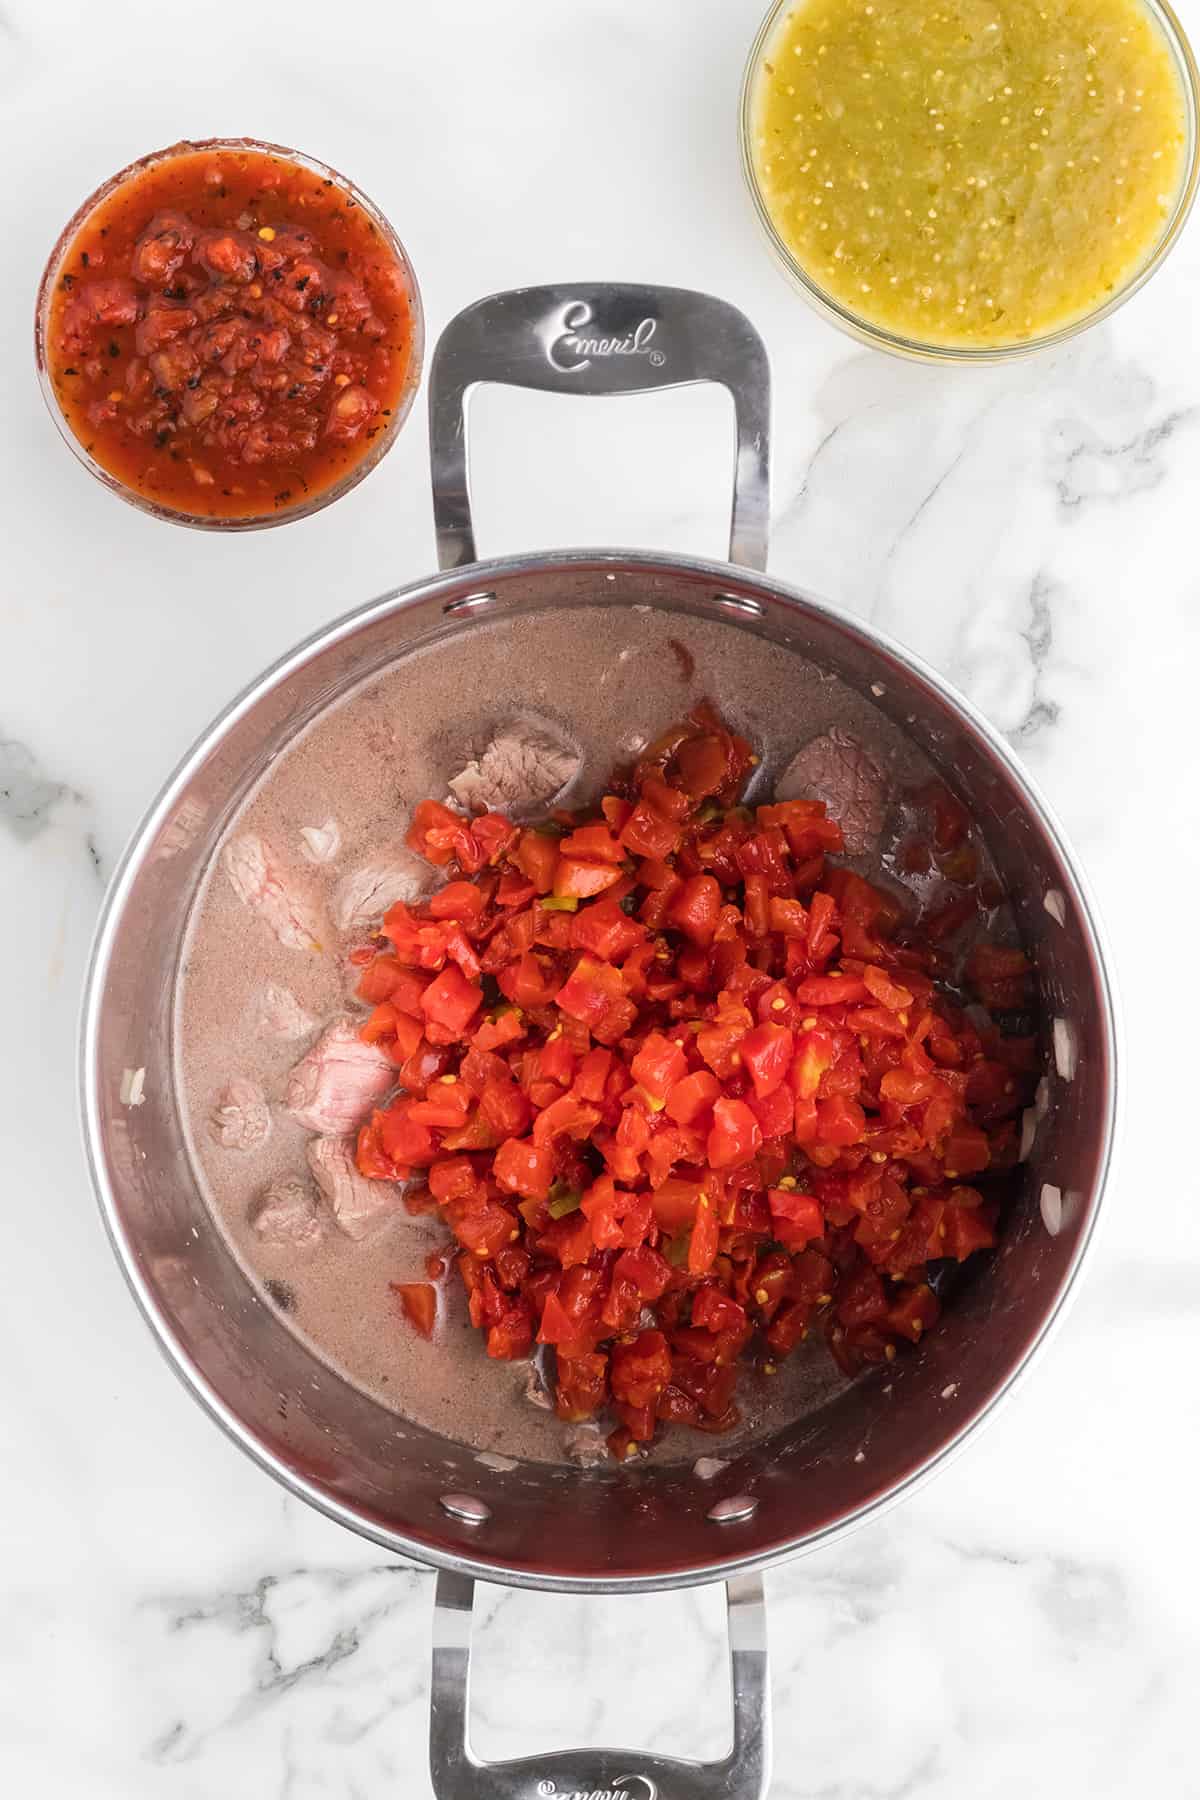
35;136;424;529
739;0;1200;364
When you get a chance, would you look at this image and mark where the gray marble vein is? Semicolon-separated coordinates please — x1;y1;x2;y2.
0;735;79;839
145;1565;425;1763
1051;406;1198;512
1010;572;1063;743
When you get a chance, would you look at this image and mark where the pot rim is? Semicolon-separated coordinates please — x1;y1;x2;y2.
79;545;1121;1592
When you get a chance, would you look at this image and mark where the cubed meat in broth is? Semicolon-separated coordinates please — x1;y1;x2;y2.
250;1177;327;1251
208;1076;271;1150
254;983;317;1043
306;1136;406;1241
285;1020;395;1135
448;717;580;819
776;729;887;858
223;834;325;952
331;849;431;933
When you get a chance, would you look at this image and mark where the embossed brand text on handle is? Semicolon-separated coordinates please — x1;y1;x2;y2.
543;301;667;374
534;1776;658;1800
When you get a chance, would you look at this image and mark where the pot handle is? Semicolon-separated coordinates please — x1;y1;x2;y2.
428;283;771;574
428;1568;771;1800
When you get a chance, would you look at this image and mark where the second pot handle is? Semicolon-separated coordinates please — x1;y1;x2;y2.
428;283;771;574
429;1568;772;1800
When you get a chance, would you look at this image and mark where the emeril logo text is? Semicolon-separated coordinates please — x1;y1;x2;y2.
543;301;666;374
535;1777;658;1800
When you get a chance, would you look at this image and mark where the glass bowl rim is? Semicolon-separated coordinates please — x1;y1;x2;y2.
34;134;425;529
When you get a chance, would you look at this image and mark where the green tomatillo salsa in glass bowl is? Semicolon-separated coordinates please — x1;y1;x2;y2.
741;0;1199;359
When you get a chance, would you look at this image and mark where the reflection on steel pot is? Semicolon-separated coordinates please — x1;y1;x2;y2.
80;284;1117;1800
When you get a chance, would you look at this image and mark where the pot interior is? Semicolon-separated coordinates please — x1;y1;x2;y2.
84;556;1114;1588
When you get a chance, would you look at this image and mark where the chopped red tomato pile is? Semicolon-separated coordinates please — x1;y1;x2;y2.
45;145;417;520
352;705;1038;1461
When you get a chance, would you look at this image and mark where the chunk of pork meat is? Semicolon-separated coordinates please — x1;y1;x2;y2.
331;848;430;933
208;1076;271;1150
564;1423;609;1467
448;717;580;819
306;1136;405;1241
254;983;318;1043
776;729;887;857
522;1362;554;1412
285;1020;394;1135
223;834;324;951
250;1177;327;1251
299;817;342;865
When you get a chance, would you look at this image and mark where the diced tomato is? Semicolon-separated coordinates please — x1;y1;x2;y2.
767;1187;823;1246
792;974;869;1006
493;1136;555;1201
428;881;486;924
886;1283;940;1343
356;955;430;1010
360;1002;424;1066
765;1298;812;1357
428;1156;480;1203
556;1351;609;1420
559;823;624;863
479;1071;532;1139
406;798;467;866
792;1028;835;1100
610;1329;672;1409
630;1031;688;1103
391;1282;437;1338
472;1007;527;1052
408;1078;473;1128
620;799;682;860
537;1291;582;1346
746;1083;794;1141
356;1114;395;1180
534;1031;577;1091
941;1124;992;1177
862;965;915;1011
421;964;483;1035
556;955;637;1043
372;699;1032;1458
696;1014;749;1080
943;1195;998;1259
377;1102;437;1169
445;1194;517;1260
835;1266;888;1327
667;875;722;947
665;1069;721;1125
707;1097;763;1170
740;1021;794;1098
532;1094;602;1146
514;830;559;894
554;857;623;899
688;1187;720;1273
487;1293;535;1360
691;1286;747;1334
570;896;646;962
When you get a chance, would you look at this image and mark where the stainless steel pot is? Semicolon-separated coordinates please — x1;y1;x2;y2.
80;284;1118;1800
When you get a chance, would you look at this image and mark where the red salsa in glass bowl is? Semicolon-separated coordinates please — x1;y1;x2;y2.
35;138;423;528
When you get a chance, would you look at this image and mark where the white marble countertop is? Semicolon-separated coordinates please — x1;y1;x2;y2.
3;0;1199;1793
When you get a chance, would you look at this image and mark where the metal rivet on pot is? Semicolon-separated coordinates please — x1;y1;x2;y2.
443;590;497;616
707;1493;758;1524
714;593;765;618
440;1493;491;1524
